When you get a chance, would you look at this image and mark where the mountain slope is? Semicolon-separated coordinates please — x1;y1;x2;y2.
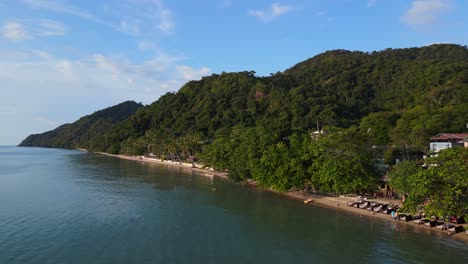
19;101;144;149
91;44;468;154
18;44;468;192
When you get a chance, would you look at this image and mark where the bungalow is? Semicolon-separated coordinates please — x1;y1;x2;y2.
429;133;468;152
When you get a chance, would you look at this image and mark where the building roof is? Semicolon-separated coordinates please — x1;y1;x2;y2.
431;133;468;141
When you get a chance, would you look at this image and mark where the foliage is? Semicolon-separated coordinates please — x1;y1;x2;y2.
19;101;143;149
389;148;468;217
202;126;378;193
389;161;422;195
359;112;399;145
307;128;377;194
20;44;468;194
89;44;468;161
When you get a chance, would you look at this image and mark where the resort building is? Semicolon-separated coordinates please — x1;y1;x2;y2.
429;133;468;152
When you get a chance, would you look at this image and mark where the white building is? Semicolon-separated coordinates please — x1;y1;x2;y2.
429;133;468;152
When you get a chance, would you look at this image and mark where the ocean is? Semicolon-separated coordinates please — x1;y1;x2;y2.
0;146;466;263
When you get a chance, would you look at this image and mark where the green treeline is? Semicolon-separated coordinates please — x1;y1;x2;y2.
20;44;468;195
389;147;467;217
201;126;376;193
19;101;143;149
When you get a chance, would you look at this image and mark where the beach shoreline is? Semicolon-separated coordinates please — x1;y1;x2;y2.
90;150;468;244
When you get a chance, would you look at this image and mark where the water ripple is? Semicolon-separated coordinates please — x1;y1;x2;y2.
1;147;467;264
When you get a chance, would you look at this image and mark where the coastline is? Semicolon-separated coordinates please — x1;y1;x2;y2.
92;151;229;180
91;150;468;244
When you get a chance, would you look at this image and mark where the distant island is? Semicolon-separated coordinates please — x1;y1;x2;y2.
20;44;468;219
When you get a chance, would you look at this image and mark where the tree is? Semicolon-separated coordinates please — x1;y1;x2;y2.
390;148;468;217
423;148;468;217
388;161;423;203
359;112;399;145
308;128;377;194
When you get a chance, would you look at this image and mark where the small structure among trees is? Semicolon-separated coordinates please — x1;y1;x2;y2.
429;133;468;152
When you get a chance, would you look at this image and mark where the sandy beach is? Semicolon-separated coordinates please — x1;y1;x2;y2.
93;152;229;180
92;150;468;244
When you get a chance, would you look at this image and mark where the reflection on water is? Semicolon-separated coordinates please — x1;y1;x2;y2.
0;147;467;264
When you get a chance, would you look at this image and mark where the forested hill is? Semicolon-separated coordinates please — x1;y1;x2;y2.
18;44;468;192
89;44;467;156
19;101;143;149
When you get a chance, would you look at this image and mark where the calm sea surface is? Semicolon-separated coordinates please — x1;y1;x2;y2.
0;146;466;263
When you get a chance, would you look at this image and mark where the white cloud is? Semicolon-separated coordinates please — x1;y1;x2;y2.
401;0;451;27
118;20;141;36
23;0;100;23
272;3;292;16
0;49;210;143
32;50;51;59
1;19;67;41
126;0;175;34
38;19;67;36
157;5;174;33
0;49;209;104
2;22;31;41
22;0;175;35
176;66;211;81
55;60;76;80
248;3;294;22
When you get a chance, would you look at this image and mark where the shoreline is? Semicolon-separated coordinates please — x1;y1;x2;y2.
93;151;229;180
91;150;468;244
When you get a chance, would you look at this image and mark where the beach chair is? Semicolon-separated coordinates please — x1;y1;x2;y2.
399;214;413;222
359;201;369;209
448;225;464;233
435;221;447;230
424;220;437;227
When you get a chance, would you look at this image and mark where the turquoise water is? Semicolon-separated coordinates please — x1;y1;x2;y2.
0;146;466;263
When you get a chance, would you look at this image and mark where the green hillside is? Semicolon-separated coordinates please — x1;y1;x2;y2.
89;44;467;192
19;101;143;149
20;44;468;193
92;44;467;154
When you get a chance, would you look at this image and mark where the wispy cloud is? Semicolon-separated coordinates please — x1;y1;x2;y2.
118;20;141;36
23;0;100;23
1;22;31;41
128;0;175;34
1;19;67;41
22;0;175;35
401;0;451;27
248;3;295;22
156;3;175;33
38;19;67;36
176;66;211;81
0;47;209;144
0;49;209;104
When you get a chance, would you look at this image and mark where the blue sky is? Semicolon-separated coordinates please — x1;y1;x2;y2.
1;0;467;145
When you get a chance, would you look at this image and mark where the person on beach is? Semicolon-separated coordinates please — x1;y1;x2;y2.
391;210;395;220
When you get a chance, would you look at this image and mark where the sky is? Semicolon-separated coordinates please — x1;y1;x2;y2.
1;0;467;145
